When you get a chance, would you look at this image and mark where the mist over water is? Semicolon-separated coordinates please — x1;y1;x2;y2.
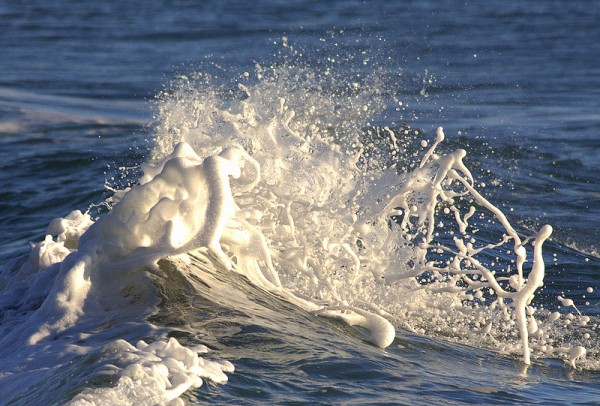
1;1;600;404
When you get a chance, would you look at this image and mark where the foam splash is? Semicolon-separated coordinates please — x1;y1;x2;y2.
146;66;588;366
1;62;597;403
0;162;236;403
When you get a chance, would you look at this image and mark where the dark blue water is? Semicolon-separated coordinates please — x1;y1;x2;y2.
1;1;599;404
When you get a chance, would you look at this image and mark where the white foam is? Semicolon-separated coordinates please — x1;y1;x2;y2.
0;144;246;402
2;63;596;403
70;337;234;406
146;68;570;366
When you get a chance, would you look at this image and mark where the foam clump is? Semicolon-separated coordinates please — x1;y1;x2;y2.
47;210;94;249
0;232;71;335
78;141;270;276
1;143;247;402
314;306;395;348
0;209;85;292
0;209;92;324
568;346;587;368
1;138;274;345
70;337;233;405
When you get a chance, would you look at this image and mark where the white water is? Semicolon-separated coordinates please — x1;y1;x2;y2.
0;64;596;404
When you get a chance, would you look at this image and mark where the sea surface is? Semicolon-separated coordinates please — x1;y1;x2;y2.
1;1;599;404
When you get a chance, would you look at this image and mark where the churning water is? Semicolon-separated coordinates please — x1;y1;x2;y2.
1;1;599;404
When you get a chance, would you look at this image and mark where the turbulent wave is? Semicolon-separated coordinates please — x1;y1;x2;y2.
0;63;597;404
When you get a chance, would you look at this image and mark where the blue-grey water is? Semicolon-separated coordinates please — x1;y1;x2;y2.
1;1;599;404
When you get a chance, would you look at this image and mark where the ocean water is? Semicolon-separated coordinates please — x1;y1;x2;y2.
1;1;600;404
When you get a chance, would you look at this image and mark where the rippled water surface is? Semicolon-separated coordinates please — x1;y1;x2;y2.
1;1;599;404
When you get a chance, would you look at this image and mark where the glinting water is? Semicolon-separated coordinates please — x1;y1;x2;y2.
1;1;599;404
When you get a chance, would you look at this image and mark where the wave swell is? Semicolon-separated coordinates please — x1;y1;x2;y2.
0;64;596;404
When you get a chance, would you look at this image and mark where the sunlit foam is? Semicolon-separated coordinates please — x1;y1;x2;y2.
1;62;596;405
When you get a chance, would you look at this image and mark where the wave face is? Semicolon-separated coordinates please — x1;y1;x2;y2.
1;62;598;404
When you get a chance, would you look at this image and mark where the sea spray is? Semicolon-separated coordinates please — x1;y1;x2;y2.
1;63;597;404
147;65;587;366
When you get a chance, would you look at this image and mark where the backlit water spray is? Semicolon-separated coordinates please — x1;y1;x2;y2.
0;62;594;404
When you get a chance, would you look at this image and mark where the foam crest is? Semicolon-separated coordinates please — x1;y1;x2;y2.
0;139;243;402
